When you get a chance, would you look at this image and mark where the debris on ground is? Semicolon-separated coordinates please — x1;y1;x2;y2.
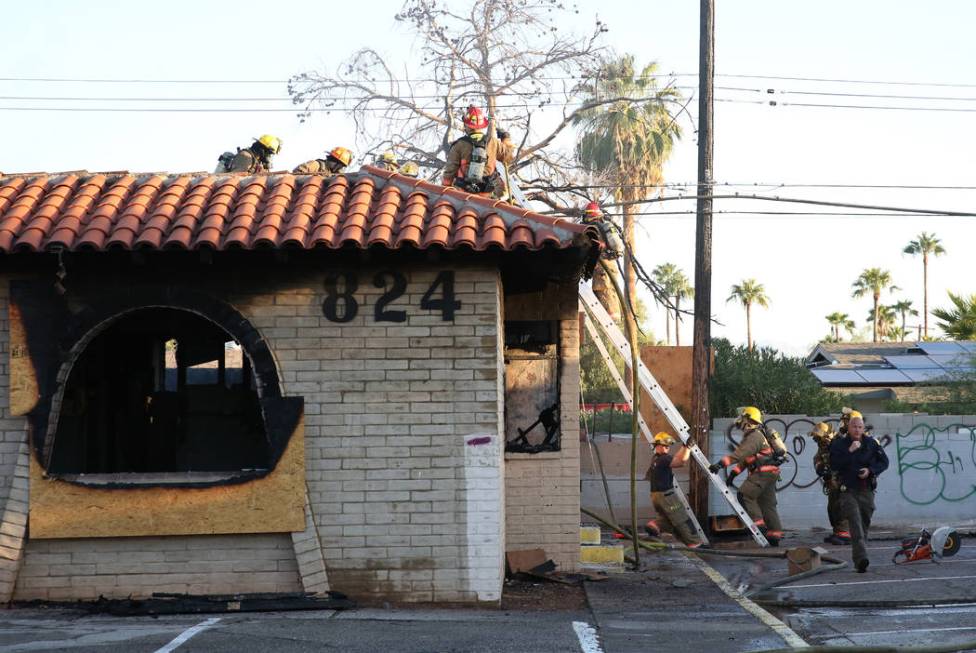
13;591;355;617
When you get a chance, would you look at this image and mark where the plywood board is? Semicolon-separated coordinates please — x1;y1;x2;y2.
638;346;713;438
8;300;39;417
29;418;306;538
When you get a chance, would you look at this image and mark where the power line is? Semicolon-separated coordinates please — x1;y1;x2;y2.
634;210;965;217
4;72;976;88
543;181;976;191
591;193;976;217
9;85;976;104
715;73;976;89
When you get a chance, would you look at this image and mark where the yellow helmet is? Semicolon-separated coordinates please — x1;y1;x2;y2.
652;432;675;447
257;134;282;154
810;422;831;437
738;406;762;424
400;161;419;177
328;146;353;167
379;151;398;164
848;410;863;420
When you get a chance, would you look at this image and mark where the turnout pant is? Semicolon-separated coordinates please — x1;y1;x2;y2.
826;484;849;535
840;487;875;565
650;490;701;546
737;471;782;534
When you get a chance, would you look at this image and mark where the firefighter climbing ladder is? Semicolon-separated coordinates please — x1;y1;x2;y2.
579;284;770;547
581;315;709;545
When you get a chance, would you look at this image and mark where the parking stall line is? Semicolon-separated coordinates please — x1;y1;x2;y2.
153;617;222;653
572;621;604;653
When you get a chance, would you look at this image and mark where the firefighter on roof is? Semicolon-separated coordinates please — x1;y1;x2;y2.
219;134;281;174
644;432;703;547
293;146;353;175
442;105;514;199
709;406;786;545
399;161;420;177
373;151;400;172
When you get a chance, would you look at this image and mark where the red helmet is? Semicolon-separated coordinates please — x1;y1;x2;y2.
583;201;602;218
462;105;489;130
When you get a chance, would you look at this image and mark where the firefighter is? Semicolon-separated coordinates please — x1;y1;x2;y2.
829;413;888;572
221;134;281;173
373;151;400;172
644;432;703;548
293;146;353;175
810;421;851;545
583;201;623;319
709;406;786;545
441;105;514;199
399;161;420;178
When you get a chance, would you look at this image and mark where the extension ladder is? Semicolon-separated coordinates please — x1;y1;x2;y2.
579;284;769;547
582;314;709;545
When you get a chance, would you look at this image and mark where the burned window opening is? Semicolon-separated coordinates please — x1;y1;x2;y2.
47;308;269;477
504;321;561;454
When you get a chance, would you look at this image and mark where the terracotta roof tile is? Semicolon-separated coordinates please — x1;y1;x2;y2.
0;165;596;255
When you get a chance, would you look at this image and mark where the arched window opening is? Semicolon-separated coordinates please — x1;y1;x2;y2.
47;308;269;476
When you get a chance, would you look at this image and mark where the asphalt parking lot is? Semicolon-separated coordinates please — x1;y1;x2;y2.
0;608;593;653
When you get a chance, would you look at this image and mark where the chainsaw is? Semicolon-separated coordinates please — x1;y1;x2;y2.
892;527;962;564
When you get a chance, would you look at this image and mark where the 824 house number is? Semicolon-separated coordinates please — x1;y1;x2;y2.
322;270;461;323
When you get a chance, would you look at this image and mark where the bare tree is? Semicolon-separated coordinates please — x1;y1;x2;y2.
289;0;612;203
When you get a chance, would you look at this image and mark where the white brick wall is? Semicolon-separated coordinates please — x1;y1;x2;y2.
228;266;506;603
502;285;581;571
14;534;300;600
0;264;583;604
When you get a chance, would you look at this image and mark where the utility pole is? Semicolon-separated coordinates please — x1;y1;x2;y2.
689;0;714;523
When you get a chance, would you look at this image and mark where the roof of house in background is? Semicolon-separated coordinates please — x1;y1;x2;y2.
806;340;976;387
0;166;596;254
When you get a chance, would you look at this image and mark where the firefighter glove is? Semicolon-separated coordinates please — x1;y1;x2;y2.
708;463;721;474
497;129;509;140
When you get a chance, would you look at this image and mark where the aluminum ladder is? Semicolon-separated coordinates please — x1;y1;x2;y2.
582;314;709;545
579;283;769;547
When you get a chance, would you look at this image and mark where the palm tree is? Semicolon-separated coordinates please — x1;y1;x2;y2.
890;300;919;342
932;292;976;340
852;268;898;343
904;232;946;338
825;312;852;341
869;305;898;341
727;279;770;351
576;56;682;309
652;263;679;344
671;270;694;346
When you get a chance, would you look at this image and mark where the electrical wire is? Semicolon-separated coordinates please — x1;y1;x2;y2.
4;72;976;88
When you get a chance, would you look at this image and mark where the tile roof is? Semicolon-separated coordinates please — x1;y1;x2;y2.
0;166;596;255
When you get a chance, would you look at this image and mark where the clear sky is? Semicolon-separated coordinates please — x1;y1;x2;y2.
3;1;974;355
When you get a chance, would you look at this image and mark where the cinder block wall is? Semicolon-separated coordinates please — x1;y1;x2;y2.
502;283;581;571
226;266;506;603
14;534;300;601
709;414;976;529
2;264;507;604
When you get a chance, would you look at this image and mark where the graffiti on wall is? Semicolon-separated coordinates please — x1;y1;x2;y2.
895;424;976;506
720;419;976;507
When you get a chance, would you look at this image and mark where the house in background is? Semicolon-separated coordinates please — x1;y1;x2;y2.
805;341;976;411
0;165;599;605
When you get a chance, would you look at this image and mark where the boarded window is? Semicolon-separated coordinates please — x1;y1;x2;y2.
504;321;560;453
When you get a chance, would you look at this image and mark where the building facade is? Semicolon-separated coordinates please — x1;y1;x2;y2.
0;167;597;604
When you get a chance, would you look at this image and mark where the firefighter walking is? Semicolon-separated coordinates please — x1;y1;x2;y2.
709;406;786;545
644;432;702;548
829;413;889;572
810;421;851;545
